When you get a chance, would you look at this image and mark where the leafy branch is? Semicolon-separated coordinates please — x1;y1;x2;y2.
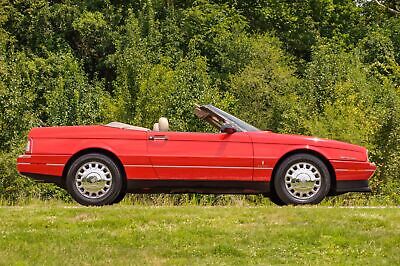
375;0;400;15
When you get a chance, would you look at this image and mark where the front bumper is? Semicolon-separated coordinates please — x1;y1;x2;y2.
335;180;371;194
331;160;376;194
332;160;376;180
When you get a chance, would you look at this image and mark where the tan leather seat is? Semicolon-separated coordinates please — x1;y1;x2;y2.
153;123;159;131
158;117;169;132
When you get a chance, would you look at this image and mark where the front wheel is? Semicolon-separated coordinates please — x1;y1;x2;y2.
66;153;123;206
273;154;331;205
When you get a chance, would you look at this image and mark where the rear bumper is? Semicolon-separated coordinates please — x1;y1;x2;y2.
20;172;63;185
17;154;66;184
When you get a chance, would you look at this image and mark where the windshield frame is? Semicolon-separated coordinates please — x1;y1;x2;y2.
195;104;260;132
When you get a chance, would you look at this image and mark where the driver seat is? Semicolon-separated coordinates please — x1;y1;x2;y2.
153;117;169;132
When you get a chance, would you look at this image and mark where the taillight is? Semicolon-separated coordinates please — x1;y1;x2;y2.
25;138;32;153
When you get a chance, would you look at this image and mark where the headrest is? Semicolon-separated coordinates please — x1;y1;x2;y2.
158;117;169;132
153;123;159;131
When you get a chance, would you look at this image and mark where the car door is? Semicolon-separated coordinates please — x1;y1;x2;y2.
147;131;253;181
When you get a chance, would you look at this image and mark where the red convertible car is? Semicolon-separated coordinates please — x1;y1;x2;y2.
17;104;376;206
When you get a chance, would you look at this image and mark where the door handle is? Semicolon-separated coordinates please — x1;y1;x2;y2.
149;135;168;141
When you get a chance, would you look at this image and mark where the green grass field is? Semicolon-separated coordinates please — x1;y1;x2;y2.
0;204;399;265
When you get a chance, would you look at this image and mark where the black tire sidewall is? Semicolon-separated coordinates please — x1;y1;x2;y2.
274;154;331;205
66;153;123;206
112;184;127;204
268;192;286;206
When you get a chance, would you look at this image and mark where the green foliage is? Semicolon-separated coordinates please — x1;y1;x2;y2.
0;51;105;150
0;150;69;203
161;56;234;132
43;53;105;126
358;28;400;87
300;45;382;147
180;1;251;81
229;35;300;132
0;52;41;150
0;0;400;204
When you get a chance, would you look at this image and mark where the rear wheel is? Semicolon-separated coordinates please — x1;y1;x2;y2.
66;153;123;206
273;154;331;205
268;192;285;206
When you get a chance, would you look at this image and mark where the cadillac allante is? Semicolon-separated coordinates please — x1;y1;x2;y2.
17;104;376;206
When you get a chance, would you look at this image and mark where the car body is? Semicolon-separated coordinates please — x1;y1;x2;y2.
17;104;376;205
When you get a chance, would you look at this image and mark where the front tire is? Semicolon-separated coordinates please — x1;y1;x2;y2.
66;153;123;206
112;185;127;204
273;154;331;205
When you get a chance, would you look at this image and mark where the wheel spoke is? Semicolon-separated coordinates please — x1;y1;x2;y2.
284;161;322;200
75;161;113;199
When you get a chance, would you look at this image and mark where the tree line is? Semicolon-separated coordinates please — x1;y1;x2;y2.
0;0;399;204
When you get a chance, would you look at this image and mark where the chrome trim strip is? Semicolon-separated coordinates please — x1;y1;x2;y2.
125;164;272;170
339;156;357;160
125;164;152;167
336;169;375;172
331;160;370;164
18;155;32;159
18;162;65;166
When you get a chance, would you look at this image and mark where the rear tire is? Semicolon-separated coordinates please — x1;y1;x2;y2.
273;154;331;205
66;153;123;206
268;192;285;206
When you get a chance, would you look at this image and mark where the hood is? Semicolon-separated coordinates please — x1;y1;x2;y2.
251;131;367;153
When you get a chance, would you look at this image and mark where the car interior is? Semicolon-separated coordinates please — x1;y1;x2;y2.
105;122;150;131
106;105;225;132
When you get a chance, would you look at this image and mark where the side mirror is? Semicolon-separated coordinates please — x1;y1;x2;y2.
221;123;237;134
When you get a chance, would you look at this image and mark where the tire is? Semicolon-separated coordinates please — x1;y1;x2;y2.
112;185;127;204
268;192;285;206
273;154;331;205
66;153;123;206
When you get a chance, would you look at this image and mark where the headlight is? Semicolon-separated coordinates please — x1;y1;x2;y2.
25;138;32;153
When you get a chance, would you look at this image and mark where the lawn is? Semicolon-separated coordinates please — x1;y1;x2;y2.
0;204;399;265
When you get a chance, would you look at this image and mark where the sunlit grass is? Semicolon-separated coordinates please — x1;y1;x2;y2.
0;204;399;265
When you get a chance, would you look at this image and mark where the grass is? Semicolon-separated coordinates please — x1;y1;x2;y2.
0;204;399;265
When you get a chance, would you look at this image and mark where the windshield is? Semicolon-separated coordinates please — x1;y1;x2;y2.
196;104;260;132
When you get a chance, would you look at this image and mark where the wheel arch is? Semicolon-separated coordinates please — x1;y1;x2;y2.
270;148;336;195
61;148;127;188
